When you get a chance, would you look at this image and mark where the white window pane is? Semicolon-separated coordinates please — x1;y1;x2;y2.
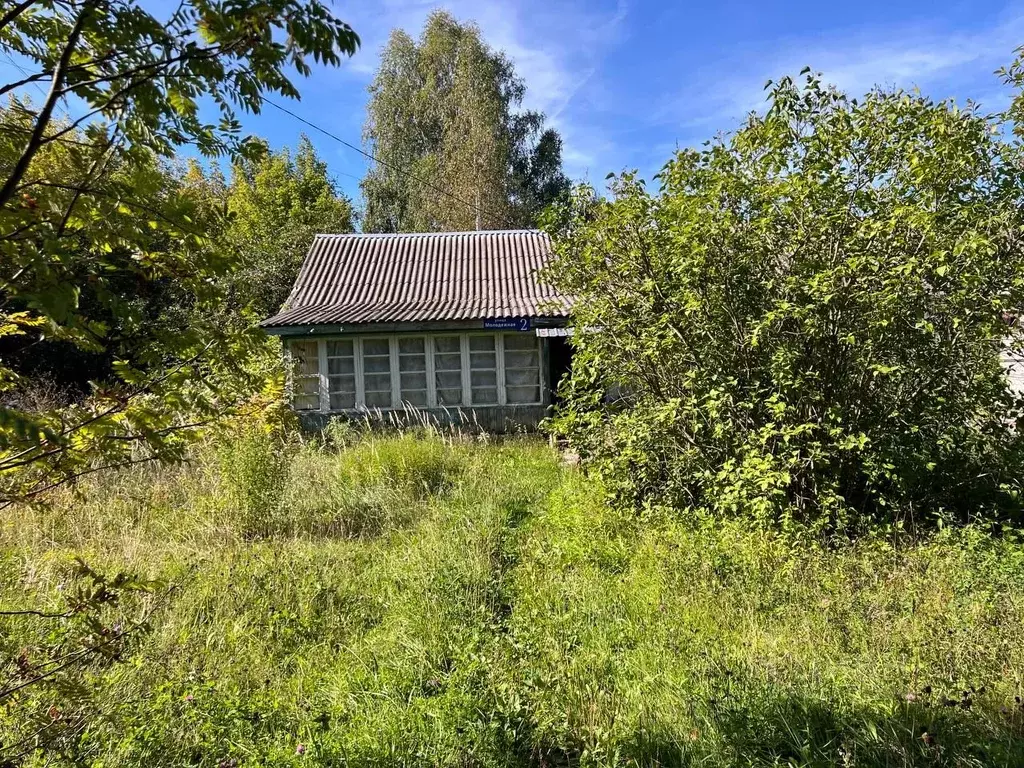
503;334;537;351
470;352;496;370
291;341;319;375
435;371;461;389
328;357;355;375
507;385;540;404
401;372;427;391
505;351;539;369
329;391;355;410
399;337;424;354
327;340;353;357
402;390;428;407
435;353;461;371
363;356;391;373
400;354;426;372
437;388;462;405
364;373;391;393
296;376;319;395
434;336;460;354
363;339;389;355
505;367;539;386
469;335;495;352
471;370;497;388
472;387;498;404
329;375;355;394
293;394;319;410
365;391;391;408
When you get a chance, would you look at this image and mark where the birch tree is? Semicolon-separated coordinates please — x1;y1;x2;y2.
361;10;568;232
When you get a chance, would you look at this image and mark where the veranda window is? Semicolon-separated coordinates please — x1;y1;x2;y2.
289;332;545;411
503;334;541;404
362;338;393;409
399;337;428;407
433;335;463;406
327;340;356;410
289;340;320;410
469;335;498;404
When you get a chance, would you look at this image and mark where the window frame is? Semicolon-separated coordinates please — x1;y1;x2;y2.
397;336;429;408
324;338;357;411
286;339;322;411
358;335;395;410
467;332;500;405
287;332;546;412
501;332;543;405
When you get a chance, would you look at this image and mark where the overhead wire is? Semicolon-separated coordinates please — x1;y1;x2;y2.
258;95;518;230
0;55;519;229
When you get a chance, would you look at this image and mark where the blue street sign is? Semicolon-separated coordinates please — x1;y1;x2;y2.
483;317;531;332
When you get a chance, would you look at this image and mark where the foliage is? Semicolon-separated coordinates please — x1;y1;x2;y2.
0;558;162;764
545;73;1024;532
0;0;358;506
221;137;355;321
3;432;1024;765
361;10;569;233
0;110;260;506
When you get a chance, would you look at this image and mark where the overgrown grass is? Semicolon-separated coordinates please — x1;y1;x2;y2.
3;428;1024;766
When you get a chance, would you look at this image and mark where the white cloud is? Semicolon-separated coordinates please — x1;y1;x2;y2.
655;10;1024;138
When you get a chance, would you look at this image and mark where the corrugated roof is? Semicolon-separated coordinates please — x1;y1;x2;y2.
261;230;571;328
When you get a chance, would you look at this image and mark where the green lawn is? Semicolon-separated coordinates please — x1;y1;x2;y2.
3;429;1024;766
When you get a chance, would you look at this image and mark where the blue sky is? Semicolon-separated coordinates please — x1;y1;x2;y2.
252;0;1024;207
7;0;1024;213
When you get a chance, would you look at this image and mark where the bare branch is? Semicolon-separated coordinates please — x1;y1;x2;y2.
0;608;73;619
0;454;163;511
0;70;48;99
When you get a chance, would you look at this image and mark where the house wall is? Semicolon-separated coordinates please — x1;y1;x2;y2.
284;329;556;432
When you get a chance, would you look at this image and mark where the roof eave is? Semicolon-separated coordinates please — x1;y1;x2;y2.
261;314;572;337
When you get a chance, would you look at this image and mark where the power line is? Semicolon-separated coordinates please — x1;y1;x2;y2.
258;95;517;229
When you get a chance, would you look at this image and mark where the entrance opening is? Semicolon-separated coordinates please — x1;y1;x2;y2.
547;336;573;407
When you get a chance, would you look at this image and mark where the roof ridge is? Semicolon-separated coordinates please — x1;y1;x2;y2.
314;229;545;239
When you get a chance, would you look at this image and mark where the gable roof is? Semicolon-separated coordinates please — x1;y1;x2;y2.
260;229;571;328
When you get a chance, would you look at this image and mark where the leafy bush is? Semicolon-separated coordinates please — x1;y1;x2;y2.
546;74;1024;531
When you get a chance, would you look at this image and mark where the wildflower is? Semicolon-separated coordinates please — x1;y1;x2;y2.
184;693;195;703
296;744;306;756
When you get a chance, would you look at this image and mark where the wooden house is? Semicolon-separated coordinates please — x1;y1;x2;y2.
261;230;573;431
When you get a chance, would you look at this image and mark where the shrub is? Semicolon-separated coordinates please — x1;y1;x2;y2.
215;427;292;537
546;73;1024;532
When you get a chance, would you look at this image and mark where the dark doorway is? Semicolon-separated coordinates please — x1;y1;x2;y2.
547;336;573;406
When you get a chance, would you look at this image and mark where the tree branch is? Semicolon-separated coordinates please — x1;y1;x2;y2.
0;0;37;35
0;0;94;209
0;70;49;99
0;454;163;511
0;608;73;619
